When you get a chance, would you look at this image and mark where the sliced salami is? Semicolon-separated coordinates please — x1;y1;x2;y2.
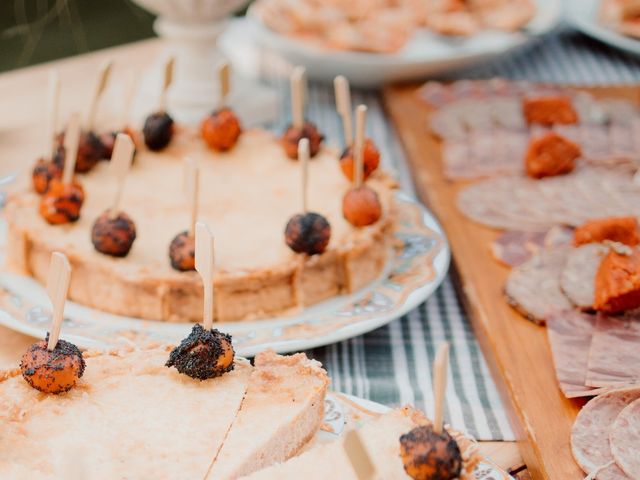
457;166;640;231
560;243;609;309
546;311;600;398
491;226;573;267
571;388;640;479
586;314;640;388
504;246;573;323
610;398;640;479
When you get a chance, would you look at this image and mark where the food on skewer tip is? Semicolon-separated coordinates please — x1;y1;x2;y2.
39;179;85;224
399;424;463;480
91;133;137;257
284;138;331;255
342;186;382;227
169;230;196;271
334;75;381;181
339;139;380;182
143;112;174;151
21;251;84;394
91;211;137;257
281;122;324;160
100;126;138;160
20;336;85;394
202;107;242;152
165;324;235;380
281;66;324;160
143;57;175;152
201;62;242;152
32;153;63;195
40;112;85;225
285;212;331;255
342;105;382;227
54;130;105;173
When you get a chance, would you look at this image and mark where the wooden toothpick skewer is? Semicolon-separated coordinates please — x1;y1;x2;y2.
62;112;81;185
45;70;60;159
344;429;377;480
120;71;138;127
195;221;215;330
299;139;310;213
354;105;367;188
334;75;353;147
86;60;113;130
184;157;199;236
291;66;306;129
108;133;135;217
218;61;230;110
433;342;450;434
46;252;71;351
159;56;175;112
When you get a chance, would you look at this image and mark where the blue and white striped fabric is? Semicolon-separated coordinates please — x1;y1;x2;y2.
263;27;640;441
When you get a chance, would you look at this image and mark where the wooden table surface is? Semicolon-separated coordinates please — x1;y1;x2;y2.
0;38;524;476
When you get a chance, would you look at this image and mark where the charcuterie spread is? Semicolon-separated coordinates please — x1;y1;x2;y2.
416;79;640;477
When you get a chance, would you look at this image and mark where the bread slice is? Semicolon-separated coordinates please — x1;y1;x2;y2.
241;407;423;479
0;346;252;479
207;350;329;479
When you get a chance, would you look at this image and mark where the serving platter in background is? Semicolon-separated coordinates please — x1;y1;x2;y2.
229;0;561;87
383;83;640;479
566;0;640;57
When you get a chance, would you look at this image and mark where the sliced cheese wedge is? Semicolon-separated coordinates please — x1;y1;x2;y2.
0;346;251;479
208;350;329;479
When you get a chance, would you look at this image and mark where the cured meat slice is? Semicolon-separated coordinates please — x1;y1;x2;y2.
571;388;640;479
546;311;601;398
504;246;573;323
560;244;608;309
490;226;572;267
586;314;640;388
610;398;640;479
457;166;640;231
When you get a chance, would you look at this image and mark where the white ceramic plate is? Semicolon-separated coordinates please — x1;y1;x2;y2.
0;192;449;355
319;393;514;479
229;0;561;86
566;0;640;57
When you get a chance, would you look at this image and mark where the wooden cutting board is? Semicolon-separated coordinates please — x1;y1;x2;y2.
383;84;640;480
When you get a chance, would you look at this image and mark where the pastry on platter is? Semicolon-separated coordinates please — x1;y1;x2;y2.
0;346;328;479
7;129;397;322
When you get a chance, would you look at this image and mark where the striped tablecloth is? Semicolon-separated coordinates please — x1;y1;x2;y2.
264;28;640;442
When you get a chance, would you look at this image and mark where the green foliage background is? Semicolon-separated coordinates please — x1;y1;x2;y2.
0;0;156;72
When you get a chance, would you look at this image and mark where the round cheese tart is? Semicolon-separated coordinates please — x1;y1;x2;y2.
7;129;397;322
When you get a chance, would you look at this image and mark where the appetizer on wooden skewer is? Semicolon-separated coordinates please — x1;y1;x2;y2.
342;105;382;227
91;133;137;257
39;112;85;224
166;222;235;380
101;71;139;160
20;252;85;394
143;57;175;151
169;157;198;271
400;343;464;480
284;139;331;255
201;62;242;152
54;60;113;173
281;67;324;160
334;75;380;182
32;70;63;194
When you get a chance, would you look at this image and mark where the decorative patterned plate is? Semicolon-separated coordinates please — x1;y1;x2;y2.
320;393;514;479
0;192;449;355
